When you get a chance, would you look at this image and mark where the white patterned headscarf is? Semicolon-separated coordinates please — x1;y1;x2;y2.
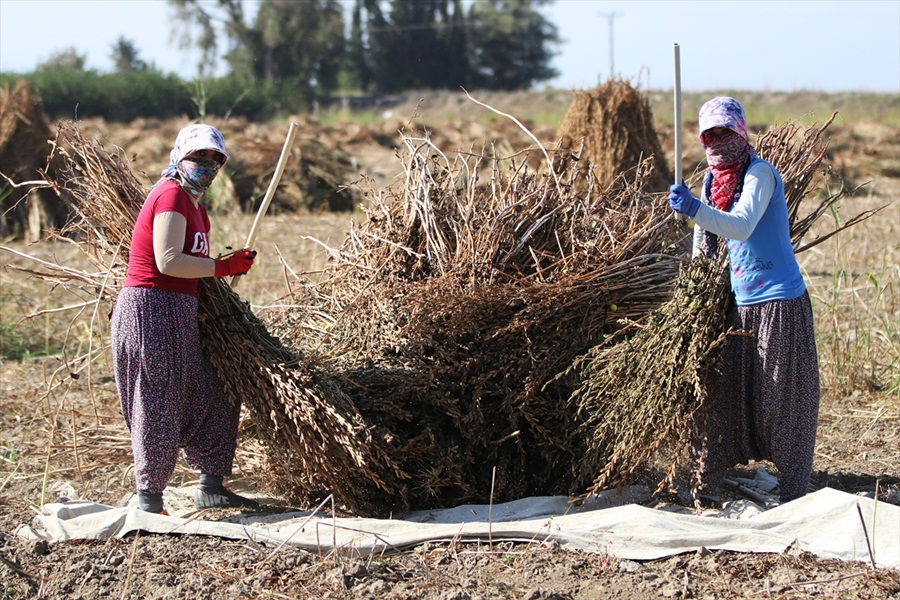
158;124;228;183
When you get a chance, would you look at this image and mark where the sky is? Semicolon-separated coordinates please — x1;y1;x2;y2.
1;0;899;93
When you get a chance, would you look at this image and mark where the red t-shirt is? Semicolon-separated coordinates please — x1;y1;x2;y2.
123;180;211;297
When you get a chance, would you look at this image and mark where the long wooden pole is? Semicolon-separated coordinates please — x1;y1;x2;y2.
231;122;300;287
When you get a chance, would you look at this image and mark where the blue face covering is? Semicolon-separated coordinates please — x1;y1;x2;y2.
177;157;221;195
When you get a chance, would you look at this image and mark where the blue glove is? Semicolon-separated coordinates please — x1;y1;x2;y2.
668;184;700;218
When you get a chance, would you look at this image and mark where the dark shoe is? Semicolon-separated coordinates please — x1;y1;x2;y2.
137;490;164;514
194;486;259;509
695;493;723;509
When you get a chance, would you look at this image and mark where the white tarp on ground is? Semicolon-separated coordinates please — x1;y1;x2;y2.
17;487;899;569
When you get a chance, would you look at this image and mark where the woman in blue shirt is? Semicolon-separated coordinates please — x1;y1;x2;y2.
668;97;820;504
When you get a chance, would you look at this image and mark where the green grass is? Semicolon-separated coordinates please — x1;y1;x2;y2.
0;435;22;493
807;207;900;401
313;89;899;136
649;91;899;130
0;318;54;361
0;288;68;360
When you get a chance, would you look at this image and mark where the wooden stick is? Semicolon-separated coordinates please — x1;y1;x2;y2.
856;502;877;569
489;465;496;552
872;478;880;566
231;122;300;287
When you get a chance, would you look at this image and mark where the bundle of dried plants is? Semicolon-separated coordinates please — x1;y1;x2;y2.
570;255;732;497
0;80;70;238
26;121;406;516
284;112;686;506
556;78;673;193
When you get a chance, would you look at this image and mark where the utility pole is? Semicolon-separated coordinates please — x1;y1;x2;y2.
598;11;621;77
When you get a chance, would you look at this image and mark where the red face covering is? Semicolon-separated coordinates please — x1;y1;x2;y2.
702;130;751;211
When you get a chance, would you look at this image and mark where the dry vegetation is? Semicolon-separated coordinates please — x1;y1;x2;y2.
0;84;898;598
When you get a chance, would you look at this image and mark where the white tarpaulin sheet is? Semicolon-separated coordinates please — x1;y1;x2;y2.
17;487;899;568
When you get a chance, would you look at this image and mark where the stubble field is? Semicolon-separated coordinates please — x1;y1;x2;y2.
1;89;898;598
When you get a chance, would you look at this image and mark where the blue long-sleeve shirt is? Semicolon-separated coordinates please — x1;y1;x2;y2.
691;157;807;306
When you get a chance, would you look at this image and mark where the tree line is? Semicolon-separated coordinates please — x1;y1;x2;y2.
1;0;560;122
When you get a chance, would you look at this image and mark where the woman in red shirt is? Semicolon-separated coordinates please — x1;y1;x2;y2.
111;124;257;514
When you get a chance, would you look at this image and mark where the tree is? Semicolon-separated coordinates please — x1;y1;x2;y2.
357;0;554;93
167;0;344;98
164;0;560;97
168;0;254;78
358;0;392;92
36;48;87;72
364;0;468;93
467;0;560;90
111;37;147;73
387;0;443;90
253;0;344;93
443;0;470;88
346;0;375;92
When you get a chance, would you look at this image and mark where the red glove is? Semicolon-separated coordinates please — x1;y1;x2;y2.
214;249;256;277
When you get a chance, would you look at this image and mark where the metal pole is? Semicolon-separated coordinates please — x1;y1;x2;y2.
673;43;685;221
673;43;682;186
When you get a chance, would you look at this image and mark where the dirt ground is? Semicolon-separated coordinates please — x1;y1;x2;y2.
2;91;899;598
1;358;898;599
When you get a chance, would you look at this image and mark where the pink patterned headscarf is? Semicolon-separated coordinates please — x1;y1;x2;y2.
698;96;748;143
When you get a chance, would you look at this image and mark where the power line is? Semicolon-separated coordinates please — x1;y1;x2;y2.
598;11;621;77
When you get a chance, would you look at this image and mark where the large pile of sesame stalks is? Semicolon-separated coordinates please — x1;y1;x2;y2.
282;125;684;509
568;112;880;501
